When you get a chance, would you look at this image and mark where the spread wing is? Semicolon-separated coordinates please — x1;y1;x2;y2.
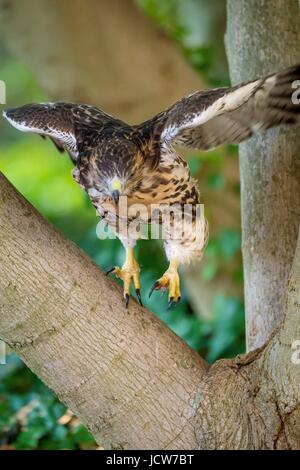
3;102;125;162
154;64;300;151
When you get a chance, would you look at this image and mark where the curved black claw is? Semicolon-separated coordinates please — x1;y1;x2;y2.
135;288;143;306
167;297;174;310
149;281;159;298
125;293;130;309
106;266;116;276
167;297;181;310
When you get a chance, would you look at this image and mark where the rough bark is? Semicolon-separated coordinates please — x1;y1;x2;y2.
225;0;300;350
0;172;208;450
1;172;300;449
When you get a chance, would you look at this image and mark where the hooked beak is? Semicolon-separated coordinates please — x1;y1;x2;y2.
112;189;120;205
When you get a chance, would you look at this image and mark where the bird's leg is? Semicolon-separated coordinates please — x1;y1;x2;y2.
149;258;181;308
106;246;142;308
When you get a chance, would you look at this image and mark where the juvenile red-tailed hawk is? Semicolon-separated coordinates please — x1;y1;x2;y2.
3;65;300;308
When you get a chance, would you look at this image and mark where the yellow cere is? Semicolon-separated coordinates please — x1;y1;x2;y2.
111;179;122;191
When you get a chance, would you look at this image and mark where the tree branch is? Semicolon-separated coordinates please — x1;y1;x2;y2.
1;171;300;449
0;172;208;450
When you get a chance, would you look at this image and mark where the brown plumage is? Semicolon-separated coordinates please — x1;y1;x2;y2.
3;64;300;307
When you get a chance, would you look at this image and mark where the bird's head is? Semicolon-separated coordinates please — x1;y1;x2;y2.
89;135;146;205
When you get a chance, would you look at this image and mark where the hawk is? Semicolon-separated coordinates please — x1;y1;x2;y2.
3;64;300;308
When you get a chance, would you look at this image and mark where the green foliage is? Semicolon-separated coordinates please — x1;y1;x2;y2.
206;294;245;362
137;0;230;86
137;0;185;41
204;229;241;279
0;355;96;449
0;138;89;217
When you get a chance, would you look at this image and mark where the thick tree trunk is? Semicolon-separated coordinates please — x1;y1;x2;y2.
1;172;300;449
225;0;300;350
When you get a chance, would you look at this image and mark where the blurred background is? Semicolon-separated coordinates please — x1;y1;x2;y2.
0;0;244;450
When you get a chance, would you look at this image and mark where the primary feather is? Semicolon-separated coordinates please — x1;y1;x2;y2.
149;64;300;150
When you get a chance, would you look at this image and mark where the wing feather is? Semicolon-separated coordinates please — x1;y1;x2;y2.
156;64;300;151
3;102;124;162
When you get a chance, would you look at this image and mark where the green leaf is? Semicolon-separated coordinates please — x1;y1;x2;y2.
15;425;46;449
71;424;95;445
201;262;218;282
206;173;225;190
187;155;202;176
218;229;241;259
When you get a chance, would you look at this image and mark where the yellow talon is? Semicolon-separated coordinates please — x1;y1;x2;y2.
106;247;142;308
149;259;181;307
